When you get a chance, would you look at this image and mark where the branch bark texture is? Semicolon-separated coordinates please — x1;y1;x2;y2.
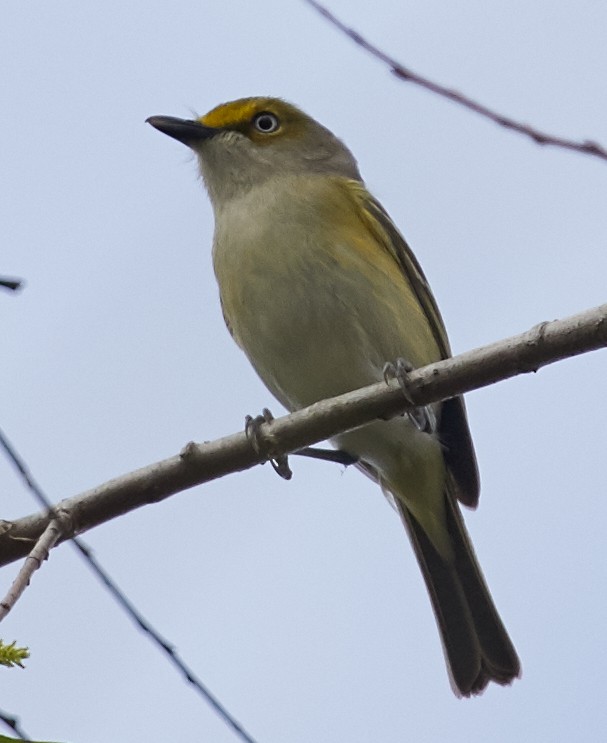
1;303;605;568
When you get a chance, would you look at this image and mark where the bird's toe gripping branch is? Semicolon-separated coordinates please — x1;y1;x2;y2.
245;408;293;480
383;357;436;434
244;407;360;482
383;358;415;403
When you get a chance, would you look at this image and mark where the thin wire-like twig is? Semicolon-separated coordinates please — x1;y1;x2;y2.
68;540;259;743
0;428;260;743
303;0;607;163
0;708;31;741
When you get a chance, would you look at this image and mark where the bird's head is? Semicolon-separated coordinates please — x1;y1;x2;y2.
147;97;361;203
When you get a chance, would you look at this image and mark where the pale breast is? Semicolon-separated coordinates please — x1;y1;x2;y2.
211;176;440;410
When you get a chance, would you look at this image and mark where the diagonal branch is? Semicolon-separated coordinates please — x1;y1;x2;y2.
303;0;607;163
0;430;260;743
0;303;606;569
0;513;69;621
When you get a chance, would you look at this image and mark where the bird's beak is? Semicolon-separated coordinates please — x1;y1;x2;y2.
146;115;216;145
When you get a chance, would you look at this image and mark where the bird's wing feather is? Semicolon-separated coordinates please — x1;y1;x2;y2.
355;185;451;359
344;180;480;507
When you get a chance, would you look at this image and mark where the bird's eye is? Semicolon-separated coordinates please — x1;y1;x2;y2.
253;112;280;133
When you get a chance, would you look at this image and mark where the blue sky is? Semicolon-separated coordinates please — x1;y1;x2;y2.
2;2;607;741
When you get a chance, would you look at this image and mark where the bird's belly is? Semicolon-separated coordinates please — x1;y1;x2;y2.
214;218;446;539
217;246;437;410
224;254;399;409
219;234;444;476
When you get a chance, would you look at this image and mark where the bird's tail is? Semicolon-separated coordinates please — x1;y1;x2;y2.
399;490;521;696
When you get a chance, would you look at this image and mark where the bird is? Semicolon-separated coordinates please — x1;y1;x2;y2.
147;97;520;696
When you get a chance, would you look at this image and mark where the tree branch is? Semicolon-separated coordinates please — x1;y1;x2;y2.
0;514;69;620
303;0;607;163
1;303;605;568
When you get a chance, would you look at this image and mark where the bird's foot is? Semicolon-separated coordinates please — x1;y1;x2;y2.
245;408;292;480
383;358;415;403
245;408;359;480
383;357;436;434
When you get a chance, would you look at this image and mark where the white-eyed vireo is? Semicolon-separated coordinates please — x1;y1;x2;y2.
147;97;520;696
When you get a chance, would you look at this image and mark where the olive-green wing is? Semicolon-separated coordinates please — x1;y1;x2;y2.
362;192;452;359
351;182;480;508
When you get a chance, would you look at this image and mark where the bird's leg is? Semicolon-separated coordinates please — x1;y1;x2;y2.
244;408;292;480
383;358;436;434
245;409;359;480
294;447;359;466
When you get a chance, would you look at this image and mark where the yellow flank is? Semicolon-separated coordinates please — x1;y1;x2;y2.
319;177;445;368
337;178;450;361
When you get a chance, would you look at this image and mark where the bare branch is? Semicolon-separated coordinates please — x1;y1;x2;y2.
1;303;605;568
303;0;607;163
0;432;260;743
0;514;69;620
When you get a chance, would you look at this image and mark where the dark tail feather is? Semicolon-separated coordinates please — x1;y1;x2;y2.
399;493;520;696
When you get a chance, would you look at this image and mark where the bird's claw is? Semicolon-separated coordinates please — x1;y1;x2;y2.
383;357;435;434
245;408;292;480
383;358;415;404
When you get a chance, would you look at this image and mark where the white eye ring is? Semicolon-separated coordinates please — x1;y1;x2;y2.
253;112;280;133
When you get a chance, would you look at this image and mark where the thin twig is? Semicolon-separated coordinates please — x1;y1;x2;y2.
1;302;605;568
68;540;259;743
0;515;68;621
0;429;260;743
303;0;607;163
